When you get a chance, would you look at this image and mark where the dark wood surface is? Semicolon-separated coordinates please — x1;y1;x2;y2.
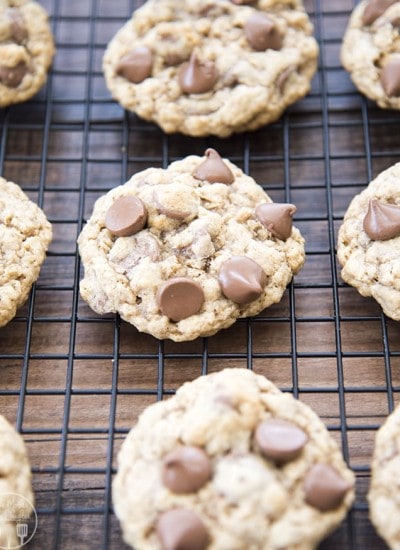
1;0;399;548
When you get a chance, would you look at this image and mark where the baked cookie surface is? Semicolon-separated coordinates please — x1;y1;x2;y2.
77;150;305;341
0;0;55;107
341;0;400;108
0;177;52;327
113;368;355;550
337;162;400;320
0;414;34;549
103;0;319;137
368;404;400;549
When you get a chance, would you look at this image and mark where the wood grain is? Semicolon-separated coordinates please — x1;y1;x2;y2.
0;0;399;548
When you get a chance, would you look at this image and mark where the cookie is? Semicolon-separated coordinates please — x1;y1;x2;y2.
337;162;400;320
368;404;400;548
113;368;355;550
0;177;52;327
77;149;305;341
0;414;35;549
0;0;55;107
103;0;318;137
341;0;400;109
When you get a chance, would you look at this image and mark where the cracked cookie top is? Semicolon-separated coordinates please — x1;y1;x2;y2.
77;149;305;341
103;0;318;137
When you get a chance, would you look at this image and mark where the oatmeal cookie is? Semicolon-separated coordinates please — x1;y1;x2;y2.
78;149;305;341
103;0;318;137
337;162;400;320
0;414;35;549
368;404;400;549
341;0;400;109
0;176;52;327
113;368;355;550
0;0;55;107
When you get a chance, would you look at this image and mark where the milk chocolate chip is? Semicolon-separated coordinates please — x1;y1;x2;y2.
362;0;396;25
0;62;28;88
7;9;28;43
115;46;153;83
193;149;234;184
157;278;204;322
178;52;218;94
363;198;400;240
389;14;400;27
162;446;212;494
245;13;283;51
255;419;308;464
156;509;209;550
255;202;297;240
277;66;295;92
219;256;267;304
304;464;350;512
105;195;147;237
381;56;400;97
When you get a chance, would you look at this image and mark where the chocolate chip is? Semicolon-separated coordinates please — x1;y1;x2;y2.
157;277;204;322
192;149;234;184
362;0;396;25
255;202;296;240
162;446;212;494
245;13;283;51
304;464;350;512
8;9;28;44
363;198;400;240
0;62;28;88
178;52;218;94
105;195;147;237
255;419;308;464
219;256;267;304
389;15;400;27
276;66;295;92
381;56;400;97
115;46;153;83
156;509;209;550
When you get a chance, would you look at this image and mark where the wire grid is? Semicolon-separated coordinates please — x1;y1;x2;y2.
1;0;400;548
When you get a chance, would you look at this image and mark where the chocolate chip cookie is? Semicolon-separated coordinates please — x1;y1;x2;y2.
337;162;400;320
113;368;355;550
103;0;319;137
0;0;55;107
341;0;400;109
77;149;305;341
0;176;52;327
0;414;34;549
368;404;400;549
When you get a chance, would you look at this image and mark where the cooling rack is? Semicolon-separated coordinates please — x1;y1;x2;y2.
0;0;399;548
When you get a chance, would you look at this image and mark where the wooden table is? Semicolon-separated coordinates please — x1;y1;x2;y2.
0;0;399;548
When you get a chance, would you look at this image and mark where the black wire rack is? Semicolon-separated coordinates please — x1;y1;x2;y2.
1;0;400;548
